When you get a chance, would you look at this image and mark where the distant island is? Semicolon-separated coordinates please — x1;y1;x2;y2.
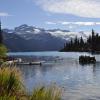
60;29;100;53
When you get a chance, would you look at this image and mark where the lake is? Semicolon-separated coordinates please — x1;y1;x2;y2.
8;52;100;100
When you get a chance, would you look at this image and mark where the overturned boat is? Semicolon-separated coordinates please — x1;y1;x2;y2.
79;55;96;64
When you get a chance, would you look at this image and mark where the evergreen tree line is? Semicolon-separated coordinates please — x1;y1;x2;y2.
60;29;100;53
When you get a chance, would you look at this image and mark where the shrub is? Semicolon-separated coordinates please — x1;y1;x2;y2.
0;44;7;57
0;67;25;99
30;85;61;100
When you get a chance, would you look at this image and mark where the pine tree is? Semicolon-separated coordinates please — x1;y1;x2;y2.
91;29;95;52
79;37;84;51
92;29;95;38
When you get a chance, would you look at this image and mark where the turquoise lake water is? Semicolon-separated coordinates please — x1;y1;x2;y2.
8;52;100;100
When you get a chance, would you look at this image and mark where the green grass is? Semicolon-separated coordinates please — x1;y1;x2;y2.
0;67;25;99
30;85;61;100
0;66;62;100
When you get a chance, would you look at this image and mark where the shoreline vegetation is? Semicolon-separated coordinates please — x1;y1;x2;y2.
60;29;100;54
0;66;62;100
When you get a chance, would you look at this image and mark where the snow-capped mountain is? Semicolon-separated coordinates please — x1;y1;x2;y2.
4;24;91;40
3;24;91;51
15;24;41;35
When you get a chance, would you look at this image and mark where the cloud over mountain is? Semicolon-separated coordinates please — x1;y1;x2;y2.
46;21;100;26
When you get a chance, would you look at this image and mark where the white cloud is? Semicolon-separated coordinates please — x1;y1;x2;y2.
96;22;100;25
0;12;12;17
45;21;100;26
46;21;57;25
61;22;71;25
73;22;96;26
35;0;100;18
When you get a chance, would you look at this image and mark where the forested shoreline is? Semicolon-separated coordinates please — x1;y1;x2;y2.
60;29;100;53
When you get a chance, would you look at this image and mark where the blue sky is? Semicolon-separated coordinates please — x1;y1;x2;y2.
1;0;100;32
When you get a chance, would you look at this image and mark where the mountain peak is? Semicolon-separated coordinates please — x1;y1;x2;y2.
15;24;29;31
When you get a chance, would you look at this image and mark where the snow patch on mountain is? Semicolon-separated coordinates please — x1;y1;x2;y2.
48;30;91;41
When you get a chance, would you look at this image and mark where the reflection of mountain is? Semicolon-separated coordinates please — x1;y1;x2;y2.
3;24;91;52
